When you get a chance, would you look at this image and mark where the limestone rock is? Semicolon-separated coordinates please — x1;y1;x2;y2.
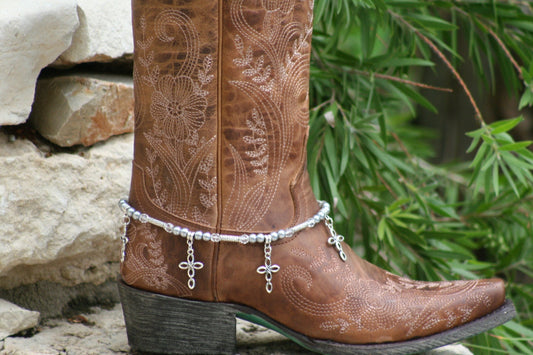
0;279;120;320
237;318;287;346
56;0;133;64
31;74;134;147
0;299;40;340
2;304;128;354
0;132;133;289
426;344;474;355
0;0;79;126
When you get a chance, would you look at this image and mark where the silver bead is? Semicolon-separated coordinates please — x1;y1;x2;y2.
271;232;278;241
195;231;203;240
307;220;315;228
278;230;286;239
164;223;174;233
127;208;135;217
257;233;265;243
172;226;181;235
249;234;257;243
139;214;148;223
132;211;141;220
180;228;189;237
202;232;211;241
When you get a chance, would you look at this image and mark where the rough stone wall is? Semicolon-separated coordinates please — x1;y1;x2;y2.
0;0;134;337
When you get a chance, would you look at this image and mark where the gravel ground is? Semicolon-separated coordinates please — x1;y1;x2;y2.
0;304;472;355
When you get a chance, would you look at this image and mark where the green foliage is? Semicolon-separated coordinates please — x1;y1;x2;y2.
309;0;533;353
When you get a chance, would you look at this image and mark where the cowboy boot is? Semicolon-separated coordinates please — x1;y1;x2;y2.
118;0;516;354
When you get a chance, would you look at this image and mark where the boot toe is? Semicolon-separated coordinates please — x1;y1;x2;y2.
458;277;506;323
411;277;507;340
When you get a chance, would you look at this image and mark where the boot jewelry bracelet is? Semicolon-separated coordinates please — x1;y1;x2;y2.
118;199;346;293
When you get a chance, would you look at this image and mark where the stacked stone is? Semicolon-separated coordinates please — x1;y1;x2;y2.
0;0;133;338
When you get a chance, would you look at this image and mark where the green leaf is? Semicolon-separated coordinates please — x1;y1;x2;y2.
466;133;482;153
504;321;533;339
324;128;339;180
423;231;466;239
500;161;519;196
377;218;388;241
427;198;460;219
499;141;533;152
377;57;435;69
490;117;523;134
493;160;500;196
519;87;533;110
406;13;458;31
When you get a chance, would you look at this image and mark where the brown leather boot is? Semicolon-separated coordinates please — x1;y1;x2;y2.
118;1;515;354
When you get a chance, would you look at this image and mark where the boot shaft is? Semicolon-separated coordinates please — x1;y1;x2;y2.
129;0;317;235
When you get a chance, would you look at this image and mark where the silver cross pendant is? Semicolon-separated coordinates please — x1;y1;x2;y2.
325;216;347;261
179;234;204;290
257;235;280;293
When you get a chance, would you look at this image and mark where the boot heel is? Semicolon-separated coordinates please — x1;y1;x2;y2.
118;279;237;354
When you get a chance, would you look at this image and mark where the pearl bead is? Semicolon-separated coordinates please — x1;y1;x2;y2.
257;234;265;243
195;231;203;240
202;232;211;241
172;226;181;235
180;228;189;237
278;230;286;239
271;232;278;241
127;208;135;217
249;234;257;243
132;211;141;220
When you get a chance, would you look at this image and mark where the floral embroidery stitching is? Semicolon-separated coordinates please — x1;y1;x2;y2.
123;222;190;296
223;0;314;230
137;9;217;225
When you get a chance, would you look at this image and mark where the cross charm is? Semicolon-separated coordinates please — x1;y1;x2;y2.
257;235;280;293
325;216;347;262
179;234;204;290
257;263;280;293
328;234;347;261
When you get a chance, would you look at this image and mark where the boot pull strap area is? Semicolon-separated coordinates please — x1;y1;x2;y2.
118;199;346;292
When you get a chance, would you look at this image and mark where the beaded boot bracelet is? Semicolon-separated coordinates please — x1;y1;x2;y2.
118;199;346;293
